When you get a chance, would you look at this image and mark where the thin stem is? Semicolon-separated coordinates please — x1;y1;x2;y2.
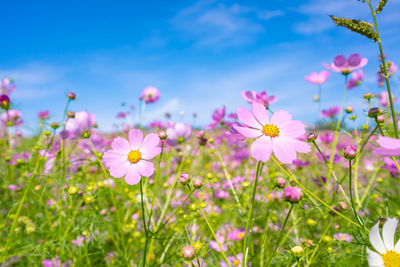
367;0;399;138
348;160;364;228
148;142;164;225
270;156;363;230
140;179;149;267
265;204;294;267
243;161;264;267
188;185;231;267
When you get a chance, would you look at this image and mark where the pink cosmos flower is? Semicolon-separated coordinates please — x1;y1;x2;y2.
379;91;397;107
321;106;340;118
346;69;364;89
374;136;400;156
1;78;16;95
38;110;50;120
323;54;368;75
284;186;303;203
65;111;95;139
242;90;277;108
166;123;192;146
1;109;23;126
305;71;330;85
234;102;310;164
140;86;160;104
102;129;161;185
206;105;226;129
220;253;243;267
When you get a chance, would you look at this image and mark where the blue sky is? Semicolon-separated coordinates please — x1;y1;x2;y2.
1;0;400;132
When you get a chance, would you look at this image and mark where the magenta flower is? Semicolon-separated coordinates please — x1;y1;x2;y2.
65;111;95;139
0;94;10;109
346;69;364;89
166;123;192;146
333;233;353;242
321;106;340;118
241;90;277;108
374;136;400;156
140;86;160;104
220;253;243;267
102;129;161;185
234;103;310;163
38;110;50;120
206;105;226;129
1;109;23;126
323;54;368;75
284;186;303;203
305;71;330;85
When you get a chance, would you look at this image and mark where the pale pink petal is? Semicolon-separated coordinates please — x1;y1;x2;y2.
137;160;155;177
377;136;400;150
382;218;398;250
237;107;262;129
141;133;160;151
272;136;297;164
109;161;130;178
270;110;293;127
359;58;368;68
124;164;141;185
251;102;269;125
369;222;387;254
141;146;162;160
280;120;306;138
286;138;311;153
102;150;127;167
250;136;272;162
111;137;131;154
128;129;143;150
233;125;262;138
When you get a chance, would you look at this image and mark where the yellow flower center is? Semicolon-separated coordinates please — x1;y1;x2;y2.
237;232;244;239
127;150;141;163
383;250;400;267
233;259;240;266
262;124;280;137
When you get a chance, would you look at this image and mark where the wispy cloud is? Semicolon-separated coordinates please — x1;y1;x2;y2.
170;0;279;47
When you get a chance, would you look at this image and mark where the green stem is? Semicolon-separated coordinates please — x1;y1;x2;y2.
148;142;164;225
367;0;399;139
188;185;231;267
265;204;294;267
140;179;149;267
243;161;264;267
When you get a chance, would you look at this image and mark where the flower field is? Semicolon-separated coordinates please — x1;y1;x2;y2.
1;1;400;266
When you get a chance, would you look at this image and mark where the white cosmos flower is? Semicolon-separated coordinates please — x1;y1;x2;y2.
367;217;400;267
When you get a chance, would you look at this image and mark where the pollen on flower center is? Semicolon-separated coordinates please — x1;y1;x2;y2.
128;150;141;163
232;259;240;266
382;250;400;267
262;124;280;137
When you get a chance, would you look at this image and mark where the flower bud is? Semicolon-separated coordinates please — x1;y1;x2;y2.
376;115;385;123
338;201;348;210
50;122;60;129
363;93;374;100
193;241;203;252
179;173;190;185
68;186;78;195
84;195;94;204
345;106;354;114
181;245;195;260
67;111;75;118
306;218;316;226
343;145;357;160
193;177;202;189
306;133;317;142
276;177;286;188
291;246;304;257
284;186;303;203
43;130;51;136
67;92;76;100
158;130;167;140
368;107;382;118
349;115;357;121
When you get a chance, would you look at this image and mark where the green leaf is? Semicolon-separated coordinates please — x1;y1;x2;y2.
330;16;379;42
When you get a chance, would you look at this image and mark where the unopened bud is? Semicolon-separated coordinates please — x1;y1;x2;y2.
179;173;190;185
306;133;317;142
276;177;286;188
343;145;357;160
158;130;167;140
291;246;304;257
182;245;195;260
67;92;76;100
50;122;60;129
193;177;202;189
67;111;75;118
345;106;354;113
368;107;382;118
